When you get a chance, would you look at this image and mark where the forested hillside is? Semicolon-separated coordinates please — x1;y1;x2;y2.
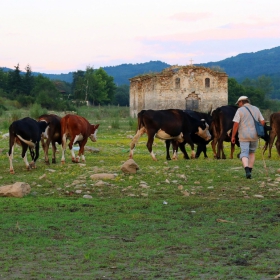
198;46;280;80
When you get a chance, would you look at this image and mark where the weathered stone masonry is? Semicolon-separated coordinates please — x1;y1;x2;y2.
129;65;228;117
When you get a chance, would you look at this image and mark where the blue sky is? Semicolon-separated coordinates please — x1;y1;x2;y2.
1;0;280;73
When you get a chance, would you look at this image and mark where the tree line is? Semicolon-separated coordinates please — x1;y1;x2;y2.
0;64;130;111
0;64;279;112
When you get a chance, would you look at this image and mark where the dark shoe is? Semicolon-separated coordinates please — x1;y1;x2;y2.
246;172;251;179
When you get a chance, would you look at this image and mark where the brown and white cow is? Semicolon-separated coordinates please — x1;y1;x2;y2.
129;109;211;161
263;112;280;157
8;117;49;174
60;114;99;163
38;114;62;164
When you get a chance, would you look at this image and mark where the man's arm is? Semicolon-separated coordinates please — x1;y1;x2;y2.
231;122;239;144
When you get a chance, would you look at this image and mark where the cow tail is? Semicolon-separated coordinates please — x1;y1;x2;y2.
130;111;146;153
16;134;36;149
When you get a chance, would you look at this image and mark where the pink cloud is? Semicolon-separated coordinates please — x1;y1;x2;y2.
137;20;280;45
221;18;280;30
169;12;212;22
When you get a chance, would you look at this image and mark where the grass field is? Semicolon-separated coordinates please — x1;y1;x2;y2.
0;106;279;280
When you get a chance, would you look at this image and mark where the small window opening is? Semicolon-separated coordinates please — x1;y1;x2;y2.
205;78;210;88
175;78;180;89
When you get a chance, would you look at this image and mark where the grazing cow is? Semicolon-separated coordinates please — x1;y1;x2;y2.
8;117;49;174
263;112;280;157
166;109;213;160
38;114;62;164
129;109;211;161
60;114;100;163
211;105;240;159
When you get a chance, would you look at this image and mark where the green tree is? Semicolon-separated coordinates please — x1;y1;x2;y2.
22;64;34;96
114;84;129;106
31;74;60;109
255;75;274;98
72;66;116;105
8;64;22;98
228;78;245;105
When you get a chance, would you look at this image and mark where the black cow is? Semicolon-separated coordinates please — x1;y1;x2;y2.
166;109;213;160
129;109;211;161
38;114;62;164
8;117;49;174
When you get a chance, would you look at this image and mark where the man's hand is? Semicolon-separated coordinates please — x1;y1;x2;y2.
231;137;235;144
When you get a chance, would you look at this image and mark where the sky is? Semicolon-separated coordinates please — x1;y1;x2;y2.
1;0;280;74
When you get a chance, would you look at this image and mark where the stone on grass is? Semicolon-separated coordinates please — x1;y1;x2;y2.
90;173;117;180
0;182;31;198
121;159;139;174
83;195;93;199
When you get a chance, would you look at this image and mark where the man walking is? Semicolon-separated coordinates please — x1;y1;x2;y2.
231;96;265;179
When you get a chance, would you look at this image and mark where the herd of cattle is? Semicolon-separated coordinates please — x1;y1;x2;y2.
8;114;99;174
6;105;280;174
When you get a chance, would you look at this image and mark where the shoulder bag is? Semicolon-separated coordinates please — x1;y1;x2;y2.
244;106;265;138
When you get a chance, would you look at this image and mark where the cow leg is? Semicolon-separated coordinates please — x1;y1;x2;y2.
275;138;280;156
178;142;189;159
61;134;67;164
21;144;31;170
77;139;87;162
51;140;57;164
129;127;146;159
146;130;157;160
268;133;276;158
211;138;218;158
171;140;179;160
196;144;208;158
44;138;51;165
41;137;50;165
8;143;15;174
165;140;172;160
217;137;226;159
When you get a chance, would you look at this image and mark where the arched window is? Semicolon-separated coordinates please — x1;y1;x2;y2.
205;78;210;88
175;78;180;89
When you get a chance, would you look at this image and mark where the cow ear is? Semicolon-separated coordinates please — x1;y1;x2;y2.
95;124;100;129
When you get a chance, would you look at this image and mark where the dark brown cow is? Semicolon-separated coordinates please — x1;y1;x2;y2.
212;105;271;159
8;117;49;174
60;114;99;163
129;109;211;161
38;114;62;164
211;105;240;159
263;112;280;157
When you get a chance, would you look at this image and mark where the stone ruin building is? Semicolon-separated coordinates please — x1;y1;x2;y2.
129;65;228;117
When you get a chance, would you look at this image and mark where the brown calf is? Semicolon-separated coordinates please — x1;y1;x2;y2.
60;114;99;163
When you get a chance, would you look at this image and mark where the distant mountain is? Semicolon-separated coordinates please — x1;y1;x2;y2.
102;61;170;85
2;46;280;85
197;46;280;81
1;61;170;85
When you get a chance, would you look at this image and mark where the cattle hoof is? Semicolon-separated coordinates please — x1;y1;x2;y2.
52;159;56;164
10;170;15;174
45;160;50;165
61;161;65;164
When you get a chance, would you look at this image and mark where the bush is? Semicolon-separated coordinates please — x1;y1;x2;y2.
111;119;120;129
30;103;47;119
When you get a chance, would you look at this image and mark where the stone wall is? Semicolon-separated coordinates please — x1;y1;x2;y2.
129;65;228;117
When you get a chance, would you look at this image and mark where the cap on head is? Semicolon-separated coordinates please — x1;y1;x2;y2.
235;96;249;104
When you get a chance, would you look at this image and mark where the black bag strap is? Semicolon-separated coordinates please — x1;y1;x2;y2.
244;106;257;122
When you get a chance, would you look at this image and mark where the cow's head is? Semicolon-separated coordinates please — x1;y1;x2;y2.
89;124;100;142
195;119;212;141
